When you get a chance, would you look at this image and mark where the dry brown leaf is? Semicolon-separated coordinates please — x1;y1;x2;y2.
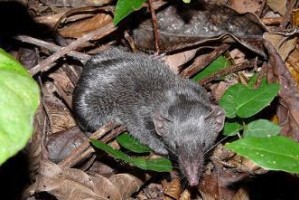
59;13;112;38
35;12;67;29
287;43;299;86
292;9;299;27
264;33;297;61
162;178;182;200
229;0;263;14
31;160;122;200
43;89;76;133
265;40;299;139
267;0;287;15
164;49;198;74
109;173;146;199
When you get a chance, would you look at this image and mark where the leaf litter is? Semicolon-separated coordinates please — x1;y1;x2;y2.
2;0;299;199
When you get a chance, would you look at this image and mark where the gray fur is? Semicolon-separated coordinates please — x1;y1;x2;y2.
73;48;225;186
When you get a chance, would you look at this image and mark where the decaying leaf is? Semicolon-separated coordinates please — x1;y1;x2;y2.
133;3;267;56
265;40;299;140
30;160;121;200
29;160;148;200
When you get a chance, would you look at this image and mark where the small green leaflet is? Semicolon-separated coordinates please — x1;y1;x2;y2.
113;0;146;25
91;139;172;172
226;136;299;173
192;56;231;82
0;49;40;165
219;83;280;118
243;119;281;138
223;121;242;136
116;133;151;153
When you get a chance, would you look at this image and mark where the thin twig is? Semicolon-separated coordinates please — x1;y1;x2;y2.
148;0;160;54
180;44;230;78
29;23;116;76
14;35;91;62
199;60;254;85
59;122;117;168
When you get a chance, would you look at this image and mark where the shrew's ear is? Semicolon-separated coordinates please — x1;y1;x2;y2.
206;105;225;133
153;112;172;136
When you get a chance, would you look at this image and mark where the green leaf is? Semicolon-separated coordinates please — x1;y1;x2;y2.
182;0;191;3
192;56;231;82
244;119;281;138
116;133;151;153
226;136;299;173
223;121;243;136
130;156;172;172
219;83;280;118
91;139;172;172
0;49;40;165
113;0;146;25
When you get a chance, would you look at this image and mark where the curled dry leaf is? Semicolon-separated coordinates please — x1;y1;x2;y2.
199;167;249;200
31;160;122;200
43;91;77;133
263;33;297;61
59;13;113;38
265;40;299;140
47;126;87;163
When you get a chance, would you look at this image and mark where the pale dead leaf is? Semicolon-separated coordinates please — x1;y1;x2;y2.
32;161;122;200
59;13;112;38
230;0;263;14
164;49;198;74
109;173;146;199
264;33;297;61
267;0;287;15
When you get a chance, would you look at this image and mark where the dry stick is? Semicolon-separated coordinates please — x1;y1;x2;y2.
261;17;284;26
29;23;116;76
71;125;127;170
148;0;160;54
180;44;230;78
14;35;91;62
199;60;254;85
